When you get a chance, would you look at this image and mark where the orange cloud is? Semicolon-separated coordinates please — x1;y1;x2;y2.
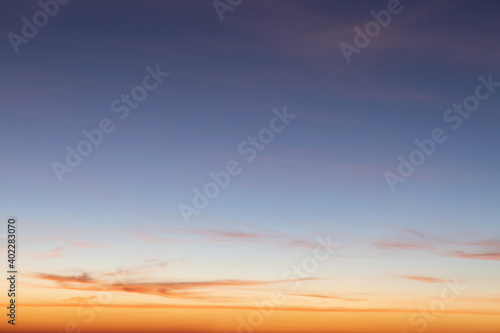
33;245;65;259
36;272;94;284
31;271;315;302
472;240;500;248
400;275;446;283
31;238;110;259
62;296;97;303
374;239;434;251
448;250;500;261
285;239;318;249
375;229;500;262
293;294;366;302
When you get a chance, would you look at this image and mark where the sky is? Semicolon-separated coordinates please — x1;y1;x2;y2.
1;0;500;332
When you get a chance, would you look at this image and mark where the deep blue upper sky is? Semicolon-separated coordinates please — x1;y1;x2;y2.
1;1;499;271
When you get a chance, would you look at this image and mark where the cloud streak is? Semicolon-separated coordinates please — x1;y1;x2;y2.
374;229;500;261
36;273;94;284
131;224;323;250
447;250;500;261
31;271;316;302
400;275;446;284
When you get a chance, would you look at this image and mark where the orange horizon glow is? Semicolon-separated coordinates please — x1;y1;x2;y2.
2;303;499;333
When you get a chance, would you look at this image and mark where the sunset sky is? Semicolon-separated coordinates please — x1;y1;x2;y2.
1;0;500;332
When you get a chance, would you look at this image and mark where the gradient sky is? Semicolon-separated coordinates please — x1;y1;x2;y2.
1;1;500;332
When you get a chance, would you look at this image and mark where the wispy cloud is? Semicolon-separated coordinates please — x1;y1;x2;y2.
130;224;322;250
31;271;316;302
33;245;66;259
58;238;110;249
400;275;446;284
36;273;94;284
292;293;366;302
31;238;110;259
374;240;434;251
446;250;500;261
103;259;170;277
374;229;500;261
20;302;500;316
62;296;97;303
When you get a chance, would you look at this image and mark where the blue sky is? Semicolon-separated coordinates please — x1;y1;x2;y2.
1;1;500;332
